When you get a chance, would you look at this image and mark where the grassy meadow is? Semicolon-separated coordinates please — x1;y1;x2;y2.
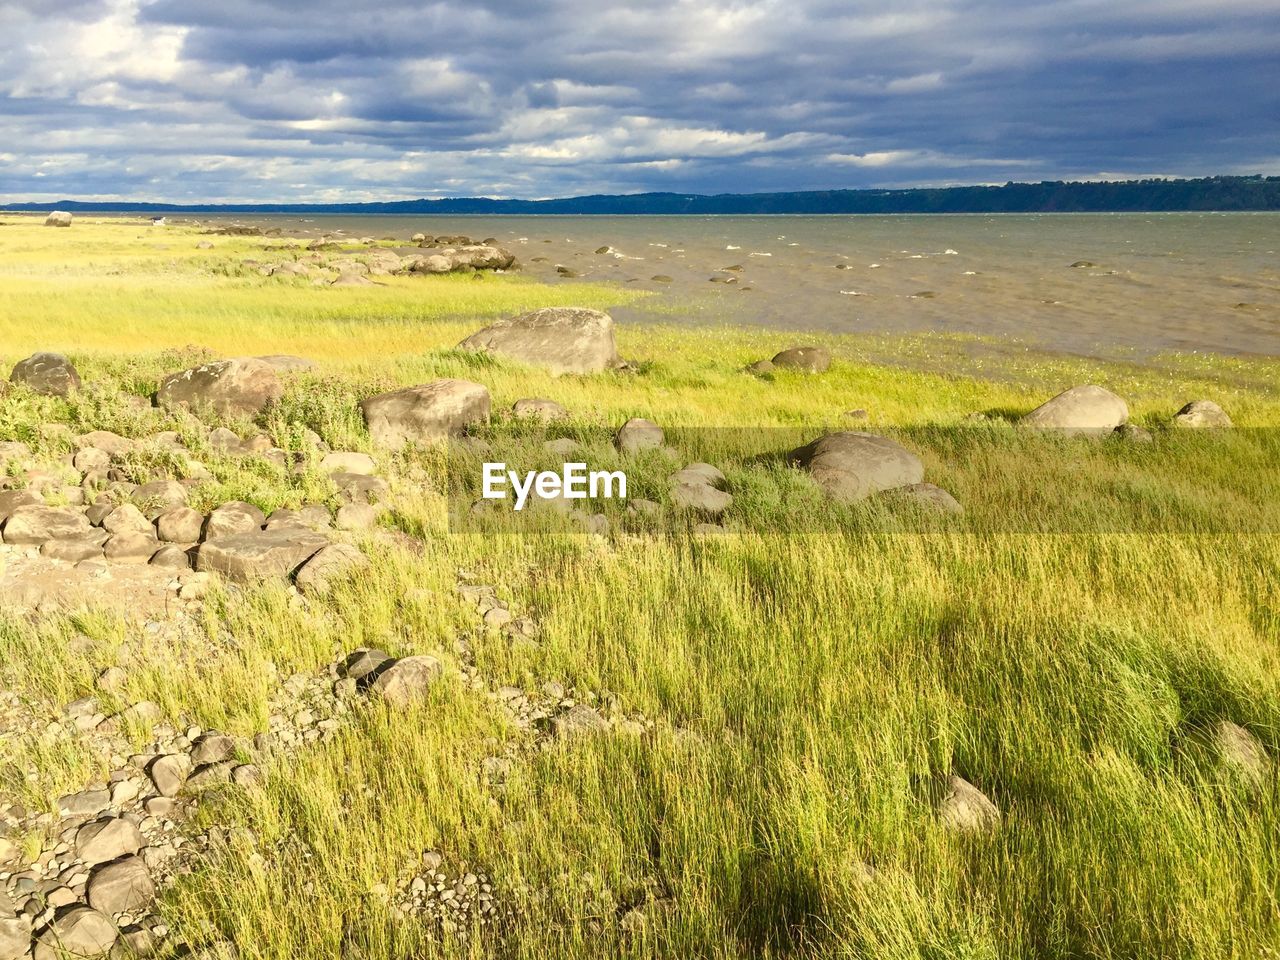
1;216;1279;959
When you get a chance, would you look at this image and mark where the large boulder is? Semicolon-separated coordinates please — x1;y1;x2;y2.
790;432;923;502
1172;399;1232;429
44;211;73;227
156;358;283;416
32;907;117;959
294;543;368;595
1020;385;1128;435
204;501;266;539
0;490;43;523
771;346;830;373
615;417;664;454
10;352;81;396
360;379;490;447
458;307;619;375
197;529;328;582
75;817;143;865
86;855;154;915
2;505;93;543
369;655;443;706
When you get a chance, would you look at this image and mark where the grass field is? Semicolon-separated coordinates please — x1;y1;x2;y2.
1;216;1279;959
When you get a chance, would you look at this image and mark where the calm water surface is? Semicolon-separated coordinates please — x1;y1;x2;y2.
195;213;1280;358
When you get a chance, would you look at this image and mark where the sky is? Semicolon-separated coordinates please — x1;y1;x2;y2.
1;0;1277;203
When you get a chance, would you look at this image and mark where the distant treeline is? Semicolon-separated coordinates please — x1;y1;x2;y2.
5;176;1280;215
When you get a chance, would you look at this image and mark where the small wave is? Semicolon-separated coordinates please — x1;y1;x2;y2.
749;252;772;257
726;244;741;250
839;289;867;296
869;263;881;268
944;248;959;255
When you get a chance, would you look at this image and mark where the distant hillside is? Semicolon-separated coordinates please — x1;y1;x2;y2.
4;175;1279;215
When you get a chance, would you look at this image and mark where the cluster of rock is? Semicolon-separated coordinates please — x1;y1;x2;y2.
0;620;464;960
247;241;517;286
382;853;496;935
790;432;962;514
0;432;371;595
1018;384;1234;437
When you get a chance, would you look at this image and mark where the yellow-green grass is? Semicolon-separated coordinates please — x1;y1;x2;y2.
1;217;1279;958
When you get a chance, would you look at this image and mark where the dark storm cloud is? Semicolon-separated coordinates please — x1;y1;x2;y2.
1;0;1277;201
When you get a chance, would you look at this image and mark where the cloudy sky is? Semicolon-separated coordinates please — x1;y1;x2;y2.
1;0;1277;202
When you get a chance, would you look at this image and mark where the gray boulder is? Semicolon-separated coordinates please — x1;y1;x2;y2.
133;480;188;519
32;907;117;959
204;501;266;539
670;463;726;488
156;358;283;416
512;397;569;421
0;489;42;523
75;817;143;865
791;432;923;502
197;529;327;582
2;505;92;543
1213;720;1268;781
156;506;204;542
0;916;30;960
615;418;664;454
771;346;830;373
104;531;160;564
670;482;732;516
360;379;490;447
86;855;154;915
294;543;368;595
1173;400;1232;429
369;655;443;706
10;352;81;396
147;753;190;797
881;482;963;515
458;307;619;374
44;211;73;227
937;775;1000;831
1020;385;1128;435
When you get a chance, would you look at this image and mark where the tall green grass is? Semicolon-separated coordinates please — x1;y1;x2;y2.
0;218;1278;959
